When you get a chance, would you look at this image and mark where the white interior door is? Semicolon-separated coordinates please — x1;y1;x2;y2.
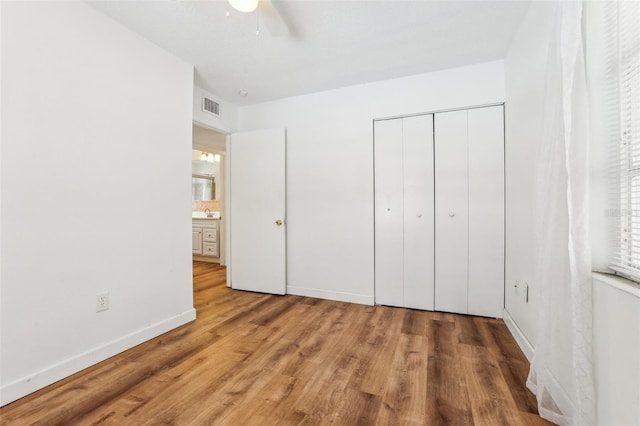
374;118;404;307
229;128;286;295
435;110;469;314
468;106;504;317
402;114;435;310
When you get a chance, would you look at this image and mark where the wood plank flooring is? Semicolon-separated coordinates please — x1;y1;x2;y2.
0;262;549;425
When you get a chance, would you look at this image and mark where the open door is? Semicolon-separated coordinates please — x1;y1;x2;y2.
229;128;286;294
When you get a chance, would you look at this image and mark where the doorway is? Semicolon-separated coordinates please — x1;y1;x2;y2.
191;122;227;267
191;124;287;296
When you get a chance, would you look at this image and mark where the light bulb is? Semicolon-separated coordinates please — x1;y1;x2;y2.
228;0;258;13
200;152;207;161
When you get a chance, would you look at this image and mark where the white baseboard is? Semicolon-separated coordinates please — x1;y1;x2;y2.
287;286;374;306
503;308;534;362
0;308;196;406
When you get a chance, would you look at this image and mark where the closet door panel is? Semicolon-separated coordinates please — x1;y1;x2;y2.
435;110;469;314
374;119;404;307
468;106;504;317
402;114;435;310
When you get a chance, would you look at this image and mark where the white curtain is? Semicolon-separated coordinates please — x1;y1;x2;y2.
527;1;596;425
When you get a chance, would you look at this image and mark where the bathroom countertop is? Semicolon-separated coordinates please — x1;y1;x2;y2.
192;213;220;220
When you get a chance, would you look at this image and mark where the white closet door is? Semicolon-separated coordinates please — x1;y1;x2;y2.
467;106;504;317
402;115;435;310
374;118;404;307
435;110;469;314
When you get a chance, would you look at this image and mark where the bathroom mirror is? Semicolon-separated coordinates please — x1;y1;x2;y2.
192;175;215;201
192;150;221;201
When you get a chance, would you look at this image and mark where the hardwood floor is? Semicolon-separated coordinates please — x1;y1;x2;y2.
0;262;549;425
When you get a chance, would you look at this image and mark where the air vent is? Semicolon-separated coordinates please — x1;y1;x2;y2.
202;96;220;117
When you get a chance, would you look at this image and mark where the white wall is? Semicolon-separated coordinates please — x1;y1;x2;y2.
593;275;640;425
503;1;556;350
237;61;505;304
1;1;195;405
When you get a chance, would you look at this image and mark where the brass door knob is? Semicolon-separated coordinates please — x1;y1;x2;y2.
275;220;283;226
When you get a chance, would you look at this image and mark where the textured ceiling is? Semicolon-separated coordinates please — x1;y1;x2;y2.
89;0;530;106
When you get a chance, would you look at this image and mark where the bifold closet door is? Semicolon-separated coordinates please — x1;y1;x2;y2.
467;106;504;318
434;105;504;317
374;118;404;308
402;115;435;310
434;110;469;314
374;115;434;310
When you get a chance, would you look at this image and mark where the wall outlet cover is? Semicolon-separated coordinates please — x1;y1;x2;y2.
96;292;110;312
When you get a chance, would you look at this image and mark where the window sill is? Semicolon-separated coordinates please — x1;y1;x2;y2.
592;272;640;299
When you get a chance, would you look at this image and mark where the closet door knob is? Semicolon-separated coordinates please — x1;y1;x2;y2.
417;213;422;218
448;212;455;218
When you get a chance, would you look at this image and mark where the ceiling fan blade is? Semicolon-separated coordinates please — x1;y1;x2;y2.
259;0;291;37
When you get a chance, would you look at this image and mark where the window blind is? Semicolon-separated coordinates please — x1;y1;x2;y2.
609;0;640;281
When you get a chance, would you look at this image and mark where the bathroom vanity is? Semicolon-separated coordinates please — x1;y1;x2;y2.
192;216;220;263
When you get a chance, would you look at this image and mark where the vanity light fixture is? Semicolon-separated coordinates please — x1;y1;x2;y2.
200;151;219;163
228;0;258;13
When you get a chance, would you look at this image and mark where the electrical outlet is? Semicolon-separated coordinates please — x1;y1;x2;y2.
96;292;110;312
522;282;529;303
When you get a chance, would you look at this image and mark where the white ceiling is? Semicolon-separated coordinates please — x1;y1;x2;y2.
89;0;530;106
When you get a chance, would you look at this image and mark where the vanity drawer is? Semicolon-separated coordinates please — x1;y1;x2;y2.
203;243;218;257
203;228;217;242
